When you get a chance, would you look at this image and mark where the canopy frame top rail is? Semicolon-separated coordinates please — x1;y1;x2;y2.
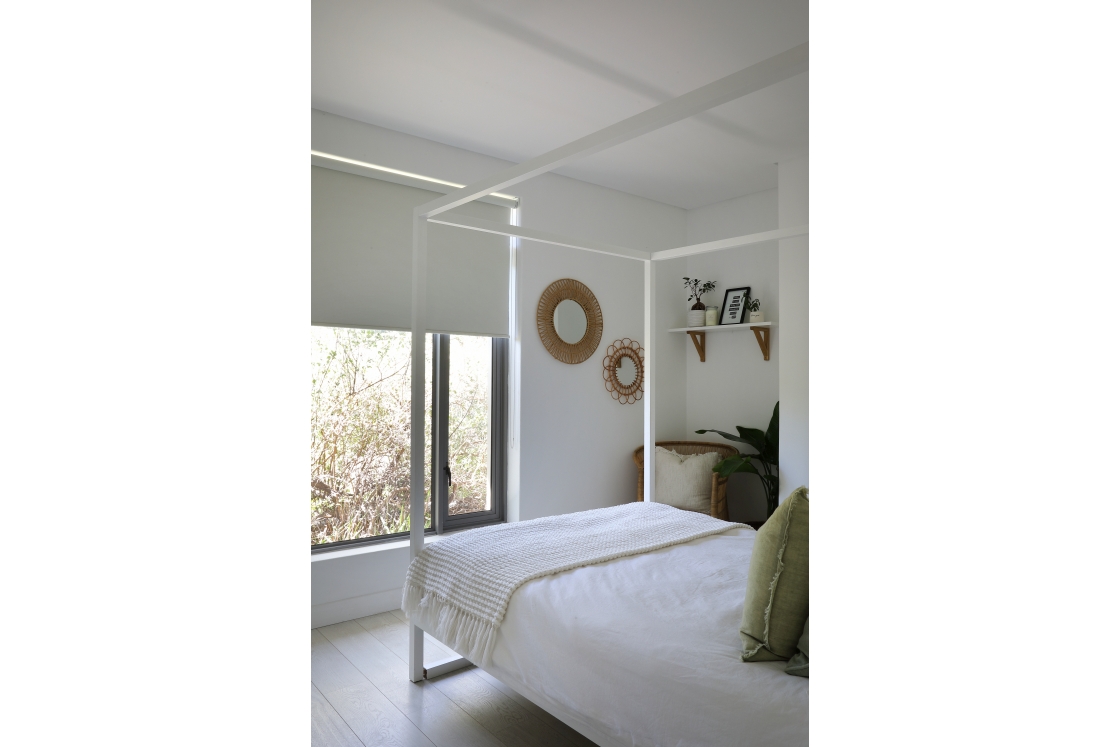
430;213;808;263
413;42;808;220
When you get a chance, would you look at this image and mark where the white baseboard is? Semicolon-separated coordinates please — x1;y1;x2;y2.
311;587;403;628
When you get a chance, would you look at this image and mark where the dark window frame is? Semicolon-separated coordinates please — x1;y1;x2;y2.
434;334;507;533
311;332;507;554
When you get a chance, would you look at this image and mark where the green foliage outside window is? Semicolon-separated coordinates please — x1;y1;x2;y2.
311;328;491;545
443;336;492;517
311;328;430;544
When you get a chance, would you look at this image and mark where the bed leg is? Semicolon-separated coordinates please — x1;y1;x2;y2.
408;624;425;682
423;655;472;679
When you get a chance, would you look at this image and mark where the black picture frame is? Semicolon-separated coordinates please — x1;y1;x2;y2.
718;286;751;325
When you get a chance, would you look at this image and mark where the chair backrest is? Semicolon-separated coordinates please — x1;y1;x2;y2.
633;440;739;468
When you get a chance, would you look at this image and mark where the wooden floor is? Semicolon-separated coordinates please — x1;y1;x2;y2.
312;609;597;747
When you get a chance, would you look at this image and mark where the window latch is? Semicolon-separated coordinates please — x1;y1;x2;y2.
443;465;452;488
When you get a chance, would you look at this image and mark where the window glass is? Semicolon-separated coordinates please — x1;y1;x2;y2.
310;328;431;545
447;335;492;515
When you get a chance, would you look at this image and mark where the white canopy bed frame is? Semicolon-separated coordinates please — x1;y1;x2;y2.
404;42;810;700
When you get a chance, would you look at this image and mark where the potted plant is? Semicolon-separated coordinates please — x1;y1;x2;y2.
697;402;779;518
746;297;763;323
683;277;716;327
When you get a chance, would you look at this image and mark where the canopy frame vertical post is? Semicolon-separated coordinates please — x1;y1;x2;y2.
643;259;656;503
408;216;428;683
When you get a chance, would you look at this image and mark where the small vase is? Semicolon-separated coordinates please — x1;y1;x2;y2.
687;309;705;327
749;311;764;323
705;306;719;326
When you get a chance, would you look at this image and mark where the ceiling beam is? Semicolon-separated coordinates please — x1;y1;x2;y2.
428;214;650;261
652;225;809;261
415;42;809;219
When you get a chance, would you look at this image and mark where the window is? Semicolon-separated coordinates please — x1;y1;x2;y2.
432;334;507;532
310;327;506;551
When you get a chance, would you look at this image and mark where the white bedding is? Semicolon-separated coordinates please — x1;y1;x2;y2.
483;526;809;747
403;503;740;666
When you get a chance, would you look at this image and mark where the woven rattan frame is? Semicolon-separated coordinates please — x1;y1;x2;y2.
632;441;738;520
536;278;603;364
602;338;644;405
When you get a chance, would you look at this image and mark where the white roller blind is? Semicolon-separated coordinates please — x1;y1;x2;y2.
311;165;510;336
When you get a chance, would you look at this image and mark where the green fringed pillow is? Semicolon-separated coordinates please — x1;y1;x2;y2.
740;486;809;661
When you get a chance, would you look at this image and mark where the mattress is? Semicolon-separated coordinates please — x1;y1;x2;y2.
483;526;808;747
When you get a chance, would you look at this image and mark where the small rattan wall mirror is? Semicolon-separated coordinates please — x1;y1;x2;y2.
537;278;603;364
603;339;644;404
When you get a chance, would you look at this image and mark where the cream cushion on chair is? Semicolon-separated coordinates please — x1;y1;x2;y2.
654;447;721;513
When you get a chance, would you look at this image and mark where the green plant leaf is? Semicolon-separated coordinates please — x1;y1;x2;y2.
734;426;768;454
713;455;760;478
712;454;744;472
736;461;762;478
695;428;752;445
765;402;779;459
757;441;777;464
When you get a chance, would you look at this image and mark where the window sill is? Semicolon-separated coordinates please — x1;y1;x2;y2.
309;534;439;562
309;525;485;562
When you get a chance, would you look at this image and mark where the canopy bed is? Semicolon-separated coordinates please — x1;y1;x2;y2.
400;41;811;745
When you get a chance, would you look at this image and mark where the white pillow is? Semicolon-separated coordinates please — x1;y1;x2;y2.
654;446;721;513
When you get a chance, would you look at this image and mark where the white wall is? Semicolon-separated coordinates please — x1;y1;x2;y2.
517;244;647;519
310;110;685;626
511;140;688;517
678;190;780;522
311;538;414;628
778;156;809;500
654;256;687;441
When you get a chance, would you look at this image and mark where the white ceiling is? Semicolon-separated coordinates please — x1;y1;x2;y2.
311;0;808;210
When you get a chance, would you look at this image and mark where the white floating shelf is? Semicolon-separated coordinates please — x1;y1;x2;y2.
667;322;773;333
668;322;774;362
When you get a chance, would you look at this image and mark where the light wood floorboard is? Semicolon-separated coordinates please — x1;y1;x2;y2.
312;619;595;747
473;671;544;714
354;612;459;665
318;620;505;747
319;620;409;689
312;630;437;747
377;679;507;747
428;669;530;734
431;669;590;747
470;670;596;747
312;682;365;747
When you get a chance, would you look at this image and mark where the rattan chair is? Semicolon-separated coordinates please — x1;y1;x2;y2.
633;441;739;521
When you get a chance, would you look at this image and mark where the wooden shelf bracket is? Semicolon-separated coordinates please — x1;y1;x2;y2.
686;331;706;362
671;322;773;362
751;325;771;361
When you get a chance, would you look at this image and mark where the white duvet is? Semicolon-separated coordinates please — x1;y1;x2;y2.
403;503;742;666
484;526;808;747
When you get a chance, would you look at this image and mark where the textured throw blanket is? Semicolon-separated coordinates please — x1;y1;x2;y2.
402;502;743;665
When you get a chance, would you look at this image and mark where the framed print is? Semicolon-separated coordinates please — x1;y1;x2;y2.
718;286;751;325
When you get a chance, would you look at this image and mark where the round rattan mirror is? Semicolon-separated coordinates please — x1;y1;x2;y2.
537;279;603;364
602;339;644;405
